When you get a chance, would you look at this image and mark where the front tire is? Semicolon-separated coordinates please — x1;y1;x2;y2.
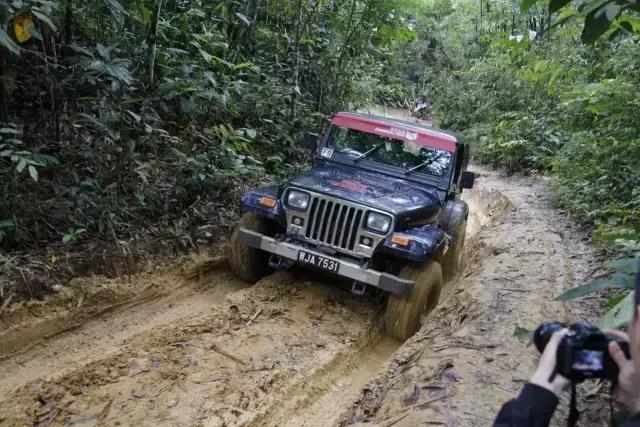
385;260;443;341
440;219;467;282
229;212;273;283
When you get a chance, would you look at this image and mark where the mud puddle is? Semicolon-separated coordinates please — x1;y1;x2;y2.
0;169;600;426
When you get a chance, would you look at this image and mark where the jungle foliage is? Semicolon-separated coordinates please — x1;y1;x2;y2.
382;0;639;326
0;0;427;299
0;0;419;252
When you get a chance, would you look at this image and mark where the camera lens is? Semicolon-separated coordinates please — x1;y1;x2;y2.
534;321;566;353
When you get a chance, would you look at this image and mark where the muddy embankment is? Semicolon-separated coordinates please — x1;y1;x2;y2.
0;169;603;426
341;171;606;427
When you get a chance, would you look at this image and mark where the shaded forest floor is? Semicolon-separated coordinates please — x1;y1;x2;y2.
0;169;608;426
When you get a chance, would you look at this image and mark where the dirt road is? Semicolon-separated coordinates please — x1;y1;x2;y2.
0;170;603;426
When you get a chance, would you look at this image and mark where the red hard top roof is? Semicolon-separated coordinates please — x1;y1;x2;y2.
331;112;457;153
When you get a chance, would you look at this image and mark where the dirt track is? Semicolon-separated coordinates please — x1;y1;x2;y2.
0;170;604;426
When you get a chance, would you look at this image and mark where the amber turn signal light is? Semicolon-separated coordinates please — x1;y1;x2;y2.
391;234;410;246
259;196;277;208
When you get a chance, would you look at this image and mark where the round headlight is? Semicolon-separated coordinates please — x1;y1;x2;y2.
286;190;310;210
366;212;392;233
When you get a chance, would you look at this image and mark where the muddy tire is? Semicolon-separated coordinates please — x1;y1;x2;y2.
440;219;467;282
385;260;443;341
229;212;273;283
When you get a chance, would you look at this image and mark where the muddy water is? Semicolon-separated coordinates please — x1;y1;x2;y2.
0;170;602;426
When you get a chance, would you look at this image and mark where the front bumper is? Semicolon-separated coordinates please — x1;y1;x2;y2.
239;228;413;297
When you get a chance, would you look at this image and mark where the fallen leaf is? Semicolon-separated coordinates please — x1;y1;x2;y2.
97;399;112;423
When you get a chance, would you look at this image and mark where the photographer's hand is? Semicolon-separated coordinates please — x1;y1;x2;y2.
608;307;640;415
530;329;570;397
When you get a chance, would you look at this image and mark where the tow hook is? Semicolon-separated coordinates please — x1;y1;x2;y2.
351;281;367;296
269;254;293;270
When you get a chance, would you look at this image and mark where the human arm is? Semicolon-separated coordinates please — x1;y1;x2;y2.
609;306;640;420
493;330;569;427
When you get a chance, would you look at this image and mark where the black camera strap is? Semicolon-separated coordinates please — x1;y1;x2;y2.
568;382;579;427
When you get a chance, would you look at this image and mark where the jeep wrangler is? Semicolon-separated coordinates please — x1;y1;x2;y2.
229;112;475;340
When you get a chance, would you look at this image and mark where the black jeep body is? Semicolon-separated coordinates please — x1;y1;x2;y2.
229;112;474;340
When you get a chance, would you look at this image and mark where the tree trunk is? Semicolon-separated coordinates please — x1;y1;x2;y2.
290;0;304;121
546;8;551;40
480;0;483;34
148;0;164;84
334;0;371;109
65;0;73;45
0;52;8;122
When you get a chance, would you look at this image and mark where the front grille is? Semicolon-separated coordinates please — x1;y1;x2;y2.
304;196;364;251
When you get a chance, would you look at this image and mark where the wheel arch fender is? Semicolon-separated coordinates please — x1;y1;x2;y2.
441;199;468;237
240;185;285;224
381;225;447;263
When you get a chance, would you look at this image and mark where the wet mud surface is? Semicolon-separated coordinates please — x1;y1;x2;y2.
0;170;604;426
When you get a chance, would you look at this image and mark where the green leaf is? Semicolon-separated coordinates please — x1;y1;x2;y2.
553;275;633;300
62;234;72;243
514;326;534;343
180;97;195;114
212;56;234;69
96;43;110;59
235;12;251;25
603;2;622;20
0;30;21;56
598;291;635;329
28;165;38;182
126;110;142;123
32;8;58;32
199;49;213;62
16;158;27;173
0;219;16;228
606;258;640;274
0;128;20;134
582;3;621;43
25;23;43;41
617;15;640;33
104;0;128;16
520;0;538;12
549;0;572;13
233;62;253;70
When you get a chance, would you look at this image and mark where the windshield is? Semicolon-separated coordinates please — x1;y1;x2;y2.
328;126;452;177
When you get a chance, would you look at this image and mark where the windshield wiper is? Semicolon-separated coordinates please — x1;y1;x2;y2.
405;153;445;175
353;142;385;162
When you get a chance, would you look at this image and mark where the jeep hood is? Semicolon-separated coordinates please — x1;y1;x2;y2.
286;165;443;227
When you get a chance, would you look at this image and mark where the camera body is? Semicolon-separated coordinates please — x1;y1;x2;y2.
534;321;630;382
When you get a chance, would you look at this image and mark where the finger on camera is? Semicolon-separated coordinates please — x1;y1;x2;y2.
609;341;631;365
604;329;629;341
630;308;640;335
547;329;569;348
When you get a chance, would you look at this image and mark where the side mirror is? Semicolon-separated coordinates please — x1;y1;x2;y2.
304;132;319;151
460;171;475;189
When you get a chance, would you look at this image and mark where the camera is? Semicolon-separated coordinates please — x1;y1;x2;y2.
534;321;630;382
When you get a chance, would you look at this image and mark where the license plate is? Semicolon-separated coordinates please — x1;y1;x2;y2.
297;250;340;273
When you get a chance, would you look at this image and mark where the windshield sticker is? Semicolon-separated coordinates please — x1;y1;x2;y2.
374;127;417;142
321;147;334;158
